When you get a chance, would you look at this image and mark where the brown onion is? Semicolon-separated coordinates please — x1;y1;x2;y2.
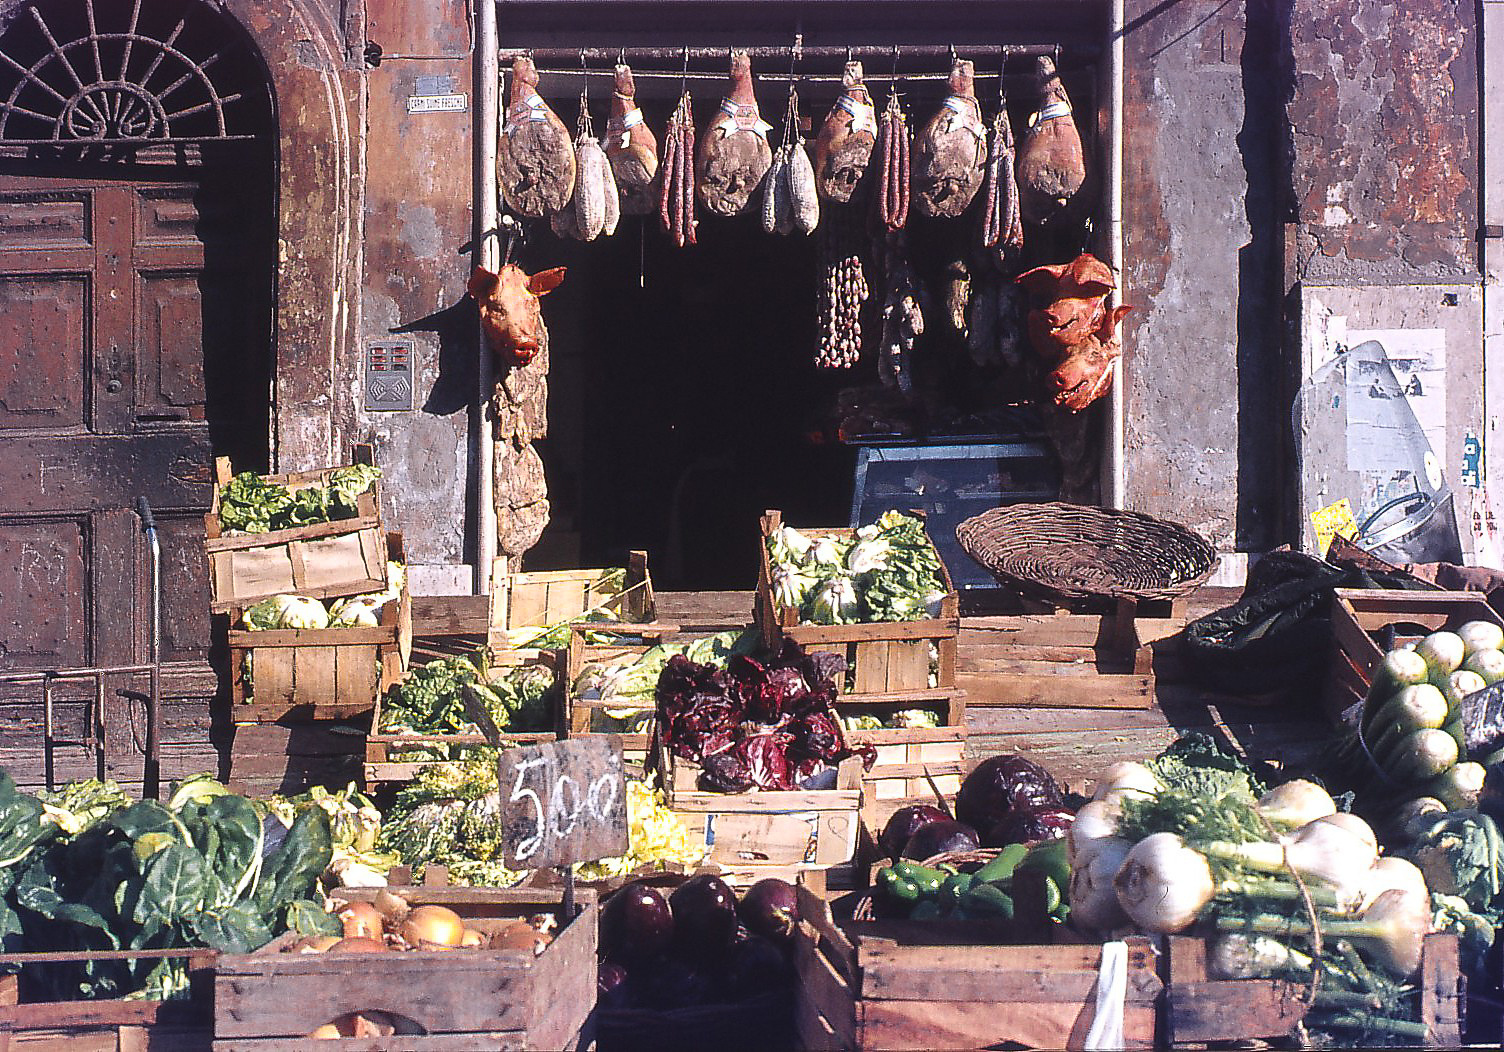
336;900;384;940
291;934;342;955
373;887;411;926
460;928;487;948
399;905;465;948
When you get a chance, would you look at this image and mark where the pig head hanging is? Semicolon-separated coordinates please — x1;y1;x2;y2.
1016;252;1132;412
468;263;566;369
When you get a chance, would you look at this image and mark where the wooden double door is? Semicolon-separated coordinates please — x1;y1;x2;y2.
0;154;274;784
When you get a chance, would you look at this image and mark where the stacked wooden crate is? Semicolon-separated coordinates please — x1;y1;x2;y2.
793;882;1161;1050
1163;934;1462;1048
654;741;866;891
0;948;216;1051
205;447;404;796
755;510;966;826
213;877;596;1049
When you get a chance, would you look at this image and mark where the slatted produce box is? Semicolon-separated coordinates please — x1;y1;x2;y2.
793;882;1161;1050
563;621;680;771
0;947;216;1051
1163;933;1462;1047
655;740;865;891
486;550;654;652
212;881;595;1050
839;696;967;829
1325;587;1504;723
363;647;562;788
226;532;410;724
755;510;960;700
203;446;389;613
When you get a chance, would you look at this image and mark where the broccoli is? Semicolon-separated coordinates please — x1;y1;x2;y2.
378;754;524;887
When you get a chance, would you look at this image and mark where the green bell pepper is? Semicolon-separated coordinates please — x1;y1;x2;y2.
972;842;1030;885
938;872;977;913
1015;838;1071;891
960;882;1015;920
877;861;948;905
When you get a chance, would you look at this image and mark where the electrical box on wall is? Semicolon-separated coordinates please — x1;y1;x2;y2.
1296;284;1485;565
364;341;414;412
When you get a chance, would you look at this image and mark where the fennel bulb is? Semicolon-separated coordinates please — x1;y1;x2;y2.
1255;780;1336;831
1069;835;1133;935
1113;832;1215;934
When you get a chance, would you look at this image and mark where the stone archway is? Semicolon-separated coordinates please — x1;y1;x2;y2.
218;0;362;472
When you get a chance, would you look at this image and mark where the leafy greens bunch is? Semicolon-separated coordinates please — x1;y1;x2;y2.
0;771;336;1002
379;648;557;761
766;510;948;626
217;464;381;535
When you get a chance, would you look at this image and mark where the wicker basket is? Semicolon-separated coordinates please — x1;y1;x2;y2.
955;502;1216;605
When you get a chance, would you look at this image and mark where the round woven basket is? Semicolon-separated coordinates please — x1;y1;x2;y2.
955;502;1216;605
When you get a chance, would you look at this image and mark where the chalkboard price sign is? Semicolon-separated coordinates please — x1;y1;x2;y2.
496;736;629;870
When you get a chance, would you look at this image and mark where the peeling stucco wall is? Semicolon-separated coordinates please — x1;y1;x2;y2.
1289;2;1478;282
1123;0;1286;552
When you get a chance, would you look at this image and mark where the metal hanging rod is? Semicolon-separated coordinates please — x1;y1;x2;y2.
498;44;1088;64
518;67;1069;85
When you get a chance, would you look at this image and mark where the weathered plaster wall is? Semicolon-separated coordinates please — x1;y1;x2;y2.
339;0;477;593
1289;2;1478;282
1123;0;1285;552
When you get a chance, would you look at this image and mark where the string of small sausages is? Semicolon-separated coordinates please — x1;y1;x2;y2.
874;93;910;232
659;91;697;247
980;99;1023;260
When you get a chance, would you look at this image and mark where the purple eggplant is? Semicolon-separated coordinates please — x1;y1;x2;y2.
737;878;800;946
669;874;739;965
597;959;633;1011
600;880;674;963
633;953;717;1010
723;934;794;999
955;754;1064;833
982;805;1075;848
878;804;952;861
901;818;981;860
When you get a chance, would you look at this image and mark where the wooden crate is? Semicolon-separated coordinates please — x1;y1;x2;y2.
486;550;654;652
0;947;215;1051
212;881;595;1049
755;510;959;701
839;694;968;829
226;533;410;724
1325;588;1504;722
793;883;1160;1050
954;607;1173;712
562;621;680;770
1164;933;1462;1047
203;446;388;613
363;649;561;788
655;740;865;890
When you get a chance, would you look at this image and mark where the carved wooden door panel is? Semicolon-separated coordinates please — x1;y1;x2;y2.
0;0;275;785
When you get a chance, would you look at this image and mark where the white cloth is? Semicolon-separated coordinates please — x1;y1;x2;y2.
1083;939;1128;1051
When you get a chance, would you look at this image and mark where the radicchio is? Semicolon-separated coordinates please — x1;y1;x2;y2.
657;639;872;791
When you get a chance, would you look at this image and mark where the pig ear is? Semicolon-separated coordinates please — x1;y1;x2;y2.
1095;304;1133;337
1016;262;1069;294
467;266;500;299
1066;254;1118;296
527;267;567;297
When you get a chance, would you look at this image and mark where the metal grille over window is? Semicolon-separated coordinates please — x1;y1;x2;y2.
0;0;269;149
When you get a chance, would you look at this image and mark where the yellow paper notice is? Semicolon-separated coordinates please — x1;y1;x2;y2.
1311;498;1359;556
